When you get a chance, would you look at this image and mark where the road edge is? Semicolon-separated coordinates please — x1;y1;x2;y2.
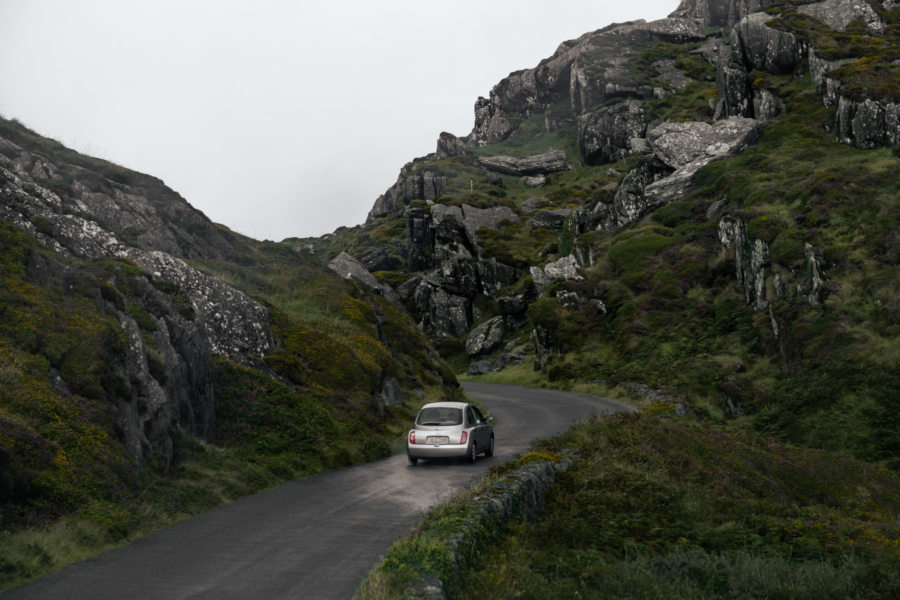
354;452;574;600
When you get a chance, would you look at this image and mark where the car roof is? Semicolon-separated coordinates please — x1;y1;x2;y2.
419;401;468;410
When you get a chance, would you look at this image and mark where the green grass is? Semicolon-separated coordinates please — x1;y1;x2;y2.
472;117;582;162
765;2;900;102
458;411;900;599
471;67;900;464
1;139;460;589
355;449;568;600
325;41;899;474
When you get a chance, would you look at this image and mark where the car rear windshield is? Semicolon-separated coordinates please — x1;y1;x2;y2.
416;407;463;426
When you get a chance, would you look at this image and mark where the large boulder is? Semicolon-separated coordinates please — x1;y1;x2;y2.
359;247;401;272
645;117;762;205
413;278;472;339
834;97;900;150
797;0;885;34
431;204;520;240
478;258;522;294
465;316;506;356
327;252;401;305
368;165;447;221
596;157;673;229
531;255;583;295
578;99;647;165
735;13;805;75
714;29;753;119
647;117;763;170
328;251;381;292
530;209;573;231
714;13;805;119
479;149;569;176
611;18;707;43
436;132;469;158
601;117;762;228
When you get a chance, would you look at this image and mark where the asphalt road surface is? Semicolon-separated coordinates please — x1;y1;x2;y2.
2;382;634;600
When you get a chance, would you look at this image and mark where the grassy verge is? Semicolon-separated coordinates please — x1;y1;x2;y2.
355;449;570;600
458;410;900;599
0;361;437;592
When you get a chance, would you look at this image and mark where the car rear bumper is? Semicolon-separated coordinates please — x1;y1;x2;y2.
407;442;468;459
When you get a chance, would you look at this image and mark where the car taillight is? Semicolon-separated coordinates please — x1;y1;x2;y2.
409;430;416;444
460;431;468;444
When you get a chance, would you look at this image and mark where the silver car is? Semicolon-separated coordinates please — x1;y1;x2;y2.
407;401;494;465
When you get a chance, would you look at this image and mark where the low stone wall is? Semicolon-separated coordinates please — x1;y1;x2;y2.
401;454;574;600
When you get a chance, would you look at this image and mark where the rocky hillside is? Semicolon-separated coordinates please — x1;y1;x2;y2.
312;0;898;463
0;116;458;542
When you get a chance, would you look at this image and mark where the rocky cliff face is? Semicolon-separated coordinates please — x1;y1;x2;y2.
712;0;900;149
349;0;900;379
0;119;276;466
669;0;778;27
466;18;707;151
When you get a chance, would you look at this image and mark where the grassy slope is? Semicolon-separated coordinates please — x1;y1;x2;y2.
356;28;900;599
329;37;898;466
0;141;459;589
461;410;900;599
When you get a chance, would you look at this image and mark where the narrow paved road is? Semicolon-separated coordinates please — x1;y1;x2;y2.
2;383;634;600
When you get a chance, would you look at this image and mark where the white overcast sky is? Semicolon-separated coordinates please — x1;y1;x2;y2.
0;1;677;241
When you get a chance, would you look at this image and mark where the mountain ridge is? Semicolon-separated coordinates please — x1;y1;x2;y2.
319;0;898;463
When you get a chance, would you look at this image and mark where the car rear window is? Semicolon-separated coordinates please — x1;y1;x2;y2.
416;407;463;426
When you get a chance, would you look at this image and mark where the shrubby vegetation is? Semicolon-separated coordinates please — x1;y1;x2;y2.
4;6;900;594
0;194;457;589
355;22;899;597
460;410;900;599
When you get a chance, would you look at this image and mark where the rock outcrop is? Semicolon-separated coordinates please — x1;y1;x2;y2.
0;157;274;366
466;17;704;154
0;129;279;467
797;0;884;34
712;5;898;151
588;117;761;230
358;0;895;375
479;149;570;176
669;0;778;27
465;316;506;356
833;97;900;149
714;14;806;119
530;209;572;231
578;99;647;165
327;251;402;305
0;128;233;262
435;132;469;158
367;163;447;221
718;215;827;311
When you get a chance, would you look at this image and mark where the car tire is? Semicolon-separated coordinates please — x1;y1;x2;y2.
467;442;477;464
408;454;418;466
485;435;494;458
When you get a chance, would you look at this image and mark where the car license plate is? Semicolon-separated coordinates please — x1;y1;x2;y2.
427;436;449;446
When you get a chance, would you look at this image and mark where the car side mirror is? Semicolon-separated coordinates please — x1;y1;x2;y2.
485;416;494;424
